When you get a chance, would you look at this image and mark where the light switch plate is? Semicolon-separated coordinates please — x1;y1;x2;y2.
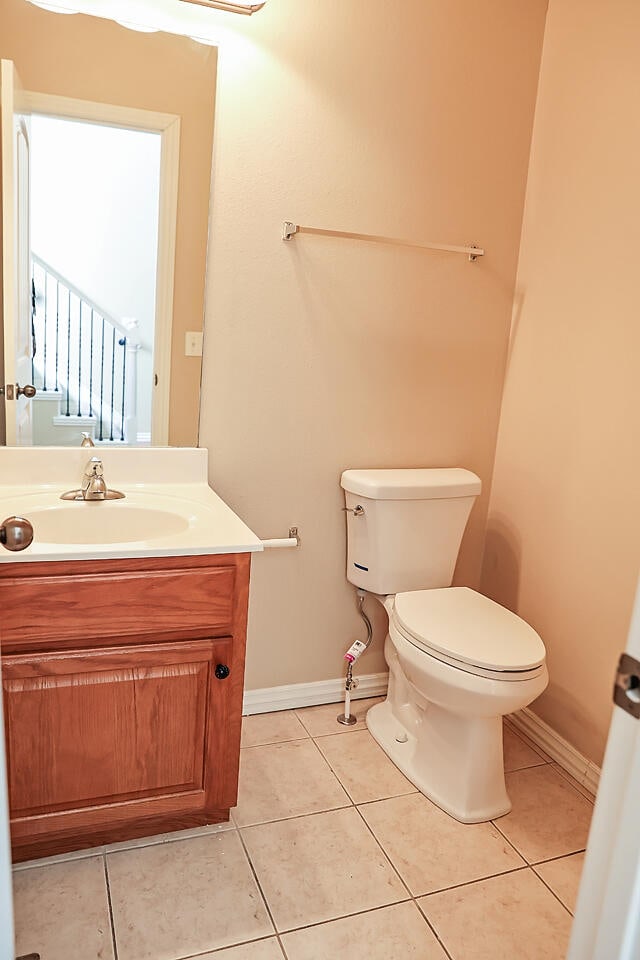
185;331;203;357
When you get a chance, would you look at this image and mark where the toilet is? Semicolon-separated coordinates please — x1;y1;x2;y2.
341;467;548;823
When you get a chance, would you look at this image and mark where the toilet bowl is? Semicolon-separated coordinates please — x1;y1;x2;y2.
340;467;548;823
366;588;548;822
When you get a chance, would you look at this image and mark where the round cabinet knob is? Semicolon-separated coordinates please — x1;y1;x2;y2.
0;516;34;551
214;664;230;680
16;383;37;398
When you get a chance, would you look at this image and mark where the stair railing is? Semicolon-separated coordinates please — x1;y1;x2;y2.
30;254;140;443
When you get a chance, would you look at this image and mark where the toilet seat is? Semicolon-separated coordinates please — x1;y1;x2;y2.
391;587;546;680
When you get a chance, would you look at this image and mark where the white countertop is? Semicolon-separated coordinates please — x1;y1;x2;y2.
0;447;263;563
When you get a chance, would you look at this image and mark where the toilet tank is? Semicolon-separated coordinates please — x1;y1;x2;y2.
341;468;481;595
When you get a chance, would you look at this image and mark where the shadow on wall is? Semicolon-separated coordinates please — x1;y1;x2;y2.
539;683;608;762
480;516;522;613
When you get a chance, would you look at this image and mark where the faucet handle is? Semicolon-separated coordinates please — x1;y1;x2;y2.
80;432;95;447
85;456;104;476
81;456;107;500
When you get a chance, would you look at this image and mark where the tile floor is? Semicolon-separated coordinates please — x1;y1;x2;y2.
12;698;595;960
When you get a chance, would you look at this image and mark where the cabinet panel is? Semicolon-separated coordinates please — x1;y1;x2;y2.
1;552;250;862
3;638;232;824
0;564;236;648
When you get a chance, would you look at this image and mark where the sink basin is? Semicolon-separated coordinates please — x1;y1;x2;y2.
0;447;264;561
24;503;190;545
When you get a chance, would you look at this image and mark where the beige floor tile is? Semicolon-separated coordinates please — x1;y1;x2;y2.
241;710;308;748
496;765;593;863
535;852;585;913
13;855;114;960
504;718;552;762
295;697;383;737
233;739;350;826
282;901;448;960
105;819;234;853
503;725;547;772
193;938;285;959
551;762;598;802
241;807;407;931
315;728;416;803
419;869;572;960
107;830;273;960
359;793;524;896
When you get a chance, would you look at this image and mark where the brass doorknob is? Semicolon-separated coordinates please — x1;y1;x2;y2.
17;383;37;398
0;516;34;551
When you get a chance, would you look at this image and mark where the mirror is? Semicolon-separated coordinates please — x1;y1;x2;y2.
0;0;217;447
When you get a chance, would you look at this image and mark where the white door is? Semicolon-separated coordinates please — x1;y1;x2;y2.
568;579;640;960
1;58;34;445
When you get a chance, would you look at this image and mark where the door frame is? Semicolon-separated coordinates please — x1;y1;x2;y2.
568;579;640;959
19;91;180;446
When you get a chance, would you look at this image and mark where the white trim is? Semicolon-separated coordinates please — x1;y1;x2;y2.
19;91;179;446
151;115;179;446
242;672;389;716
510;706;600;796
19;91;177;134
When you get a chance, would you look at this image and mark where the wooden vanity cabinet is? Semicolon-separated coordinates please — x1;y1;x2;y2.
0;553;251;863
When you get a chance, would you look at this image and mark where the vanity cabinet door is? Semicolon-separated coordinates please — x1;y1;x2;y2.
3;637;239;858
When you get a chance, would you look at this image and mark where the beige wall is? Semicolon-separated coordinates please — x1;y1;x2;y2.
0;0;217;446
200;0;548;690
481;0;640;765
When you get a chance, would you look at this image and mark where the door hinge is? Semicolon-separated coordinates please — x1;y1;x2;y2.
614;653;640;719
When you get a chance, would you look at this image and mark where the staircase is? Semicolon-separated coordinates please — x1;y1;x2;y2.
30;254;141;446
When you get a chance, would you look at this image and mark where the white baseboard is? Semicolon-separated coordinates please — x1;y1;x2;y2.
243;672;389;716
509;707;600;797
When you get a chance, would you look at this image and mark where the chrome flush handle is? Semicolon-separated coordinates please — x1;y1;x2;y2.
342;505;365;517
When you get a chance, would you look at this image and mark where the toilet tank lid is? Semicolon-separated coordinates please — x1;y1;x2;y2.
340;468;481;500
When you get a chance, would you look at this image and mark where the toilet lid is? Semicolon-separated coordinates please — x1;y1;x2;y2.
392;587;545;673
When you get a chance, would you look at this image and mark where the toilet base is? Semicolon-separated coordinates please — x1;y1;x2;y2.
366;698;512;823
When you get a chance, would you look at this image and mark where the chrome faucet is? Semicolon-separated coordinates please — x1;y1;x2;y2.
82;457;108;500
60;456;125;501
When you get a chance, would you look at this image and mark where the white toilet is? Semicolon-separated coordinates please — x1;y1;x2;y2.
341;467;548;823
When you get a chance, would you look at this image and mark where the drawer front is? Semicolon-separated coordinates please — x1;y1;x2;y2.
0;564;236;648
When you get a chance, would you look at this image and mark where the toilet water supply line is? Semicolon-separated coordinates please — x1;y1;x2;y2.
337;589;373;726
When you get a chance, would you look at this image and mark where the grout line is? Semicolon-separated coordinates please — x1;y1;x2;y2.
413;902;456;960
489;818;532;865
275;897;414;937
277;932;291;960
308;733;360;805
234;815;280;938
351;807;414;900
419;863;530;899
312;726;369;741
531;849;587;868
238;805;356;833
240;735;310;749
172;934;284;960
102;853;119;960
530;866;575;918
505;759;548;773
236;800;353;831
